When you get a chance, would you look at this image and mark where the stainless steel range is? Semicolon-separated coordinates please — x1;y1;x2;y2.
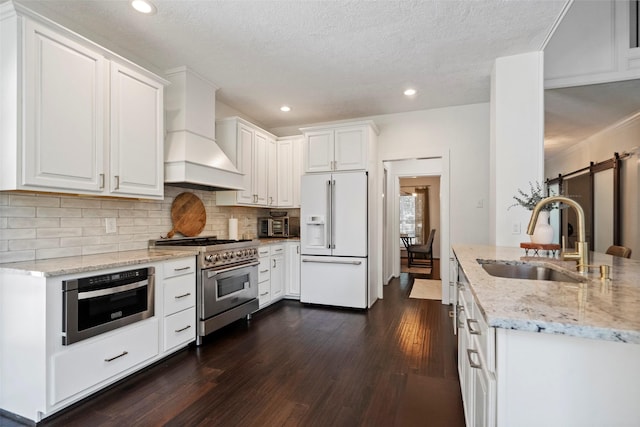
150;236;259;345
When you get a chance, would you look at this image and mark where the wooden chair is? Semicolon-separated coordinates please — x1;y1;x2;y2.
407;229;436;269
605;245;632;258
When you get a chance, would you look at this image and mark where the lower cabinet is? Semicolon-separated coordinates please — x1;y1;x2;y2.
51;319;159;405
457;265;496;427
286;241;301;298
256;242;300;309
0;255;196;423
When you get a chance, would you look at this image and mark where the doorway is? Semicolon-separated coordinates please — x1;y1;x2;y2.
382;157;451;304
399;176;441;278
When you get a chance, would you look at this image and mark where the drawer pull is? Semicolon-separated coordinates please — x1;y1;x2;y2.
174;292;191;299
260;292;269;297
104;351;128;362
260;269;270;274
274;248;283;253
175;325;191;333
467;318;481;335
467;349;482;369
173;266;191;272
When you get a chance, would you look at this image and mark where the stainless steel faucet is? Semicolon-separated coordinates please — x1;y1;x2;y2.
527;196;589;273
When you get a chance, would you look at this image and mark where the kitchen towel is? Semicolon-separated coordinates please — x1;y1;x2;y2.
228;218;238;240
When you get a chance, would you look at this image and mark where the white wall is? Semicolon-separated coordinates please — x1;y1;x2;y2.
491;51;545;247
546;113;640;259
374;104;491;247
272;104;491;246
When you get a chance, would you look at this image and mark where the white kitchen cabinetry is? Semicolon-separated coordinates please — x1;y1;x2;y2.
0;3;166;199
256;243;287;309
161;258;196;352
267;137;278;206
276;138;293;207
270;244;286;301
258;246;272;307
285;241;301;298
216;117;275;207
457;266;496;427
301;122;378;173
0;255;196;423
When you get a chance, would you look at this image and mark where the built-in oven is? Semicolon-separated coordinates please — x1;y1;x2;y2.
62;267;155;345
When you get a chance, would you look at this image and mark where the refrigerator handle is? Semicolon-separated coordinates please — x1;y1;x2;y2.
326;180;332;249
331;179;336;249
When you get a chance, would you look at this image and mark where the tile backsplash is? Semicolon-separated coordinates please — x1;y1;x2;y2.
0;187;298;264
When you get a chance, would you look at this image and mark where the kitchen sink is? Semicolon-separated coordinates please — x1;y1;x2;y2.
478;261;583;283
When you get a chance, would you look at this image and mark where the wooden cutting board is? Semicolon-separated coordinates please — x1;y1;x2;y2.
167;192;206;238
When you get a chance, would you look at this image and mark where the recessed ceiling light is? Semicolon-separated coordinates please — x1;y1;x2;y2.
131;0;157;14
404;88;417;96
280;106;291;112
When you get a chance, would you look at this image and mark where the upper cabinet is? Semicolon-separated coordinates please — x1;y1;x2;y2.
216;117;276;207
276;135;303;208
301;121;378;173
0;3;166;199
545;1;640;88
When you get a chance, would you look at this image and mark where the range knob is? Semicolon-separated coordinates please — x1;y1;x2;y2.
221;252;229;260
236;251;243;258
204;254;213;262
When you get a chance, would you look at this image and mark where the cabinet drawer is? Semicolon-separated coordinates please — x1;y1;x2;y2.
258;258;270;283
163;273;195;316
163;257;196;279
51;319;158;405
164;307;195;352
270;244;285;255
258;281;270;306
258;246;271;258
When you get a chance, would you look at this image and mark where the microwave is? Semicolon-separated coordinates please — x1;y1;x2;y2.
258;217;300;238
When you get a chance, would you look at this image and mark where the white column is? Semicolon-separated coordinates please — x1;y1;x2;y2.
490;51;545;247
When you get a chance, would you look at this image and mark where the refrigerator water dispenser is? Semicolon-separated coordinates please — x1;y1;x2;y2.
305;216;325;247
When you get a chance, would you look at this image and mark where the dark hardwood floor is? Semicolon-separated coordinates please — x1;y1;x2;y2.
4;274;464;427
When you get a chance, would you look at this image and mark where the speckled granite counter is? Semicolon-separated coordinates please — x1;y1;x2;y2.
257;237;300;245
0;249;199;277
453;245;640;344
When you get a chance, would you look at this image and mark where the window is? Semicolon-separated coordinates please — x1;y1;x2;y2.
399;195;416;237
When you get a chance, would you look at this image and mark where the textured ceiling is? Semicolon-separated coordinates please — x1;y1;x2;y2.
15;0;568;130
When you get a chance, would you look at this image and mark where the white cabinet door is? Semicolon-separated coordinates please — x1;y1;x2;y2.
254;131;268;205
287;242;301;298
236;123;255;204
109;62;163;198
267;137;278;207
270;253;285;301
334;126;367;171
305;130;334;172
292;137;303;208
23;20;105;192
276;139;293;207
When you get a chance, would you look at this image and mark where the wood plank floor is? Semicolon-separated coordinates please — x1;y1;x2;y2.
5;274;464;427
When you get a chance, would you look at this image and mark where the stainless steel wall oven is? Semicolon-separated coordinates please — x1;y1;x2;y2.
62;267;155;345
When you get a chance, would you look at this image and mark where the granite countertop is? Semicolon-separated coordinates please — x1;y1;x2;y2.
453;244;640;344
0;249;199;277
257;237;300;244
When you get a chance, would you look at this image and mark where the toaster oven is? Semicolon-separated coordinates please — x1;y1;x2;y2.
258;217;300;237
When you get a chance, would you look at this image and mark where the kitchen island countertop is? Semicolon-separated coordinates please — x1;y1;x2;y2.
453;244;640;344
0;249;199;277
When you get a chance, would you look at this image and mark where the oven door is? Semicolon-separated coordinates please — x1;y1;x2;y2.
63;268;155;345
200;261;259;319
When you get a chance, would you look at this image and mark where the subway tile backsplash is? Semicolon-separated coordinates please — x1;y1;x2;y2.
0;186;298;264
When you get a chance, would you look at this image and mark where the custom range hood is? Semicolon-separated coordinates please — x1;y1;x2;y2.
164;67;244;191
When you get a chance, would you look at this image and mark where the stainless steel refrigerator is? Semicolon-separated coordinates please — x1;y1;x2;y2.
300;171;367;308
